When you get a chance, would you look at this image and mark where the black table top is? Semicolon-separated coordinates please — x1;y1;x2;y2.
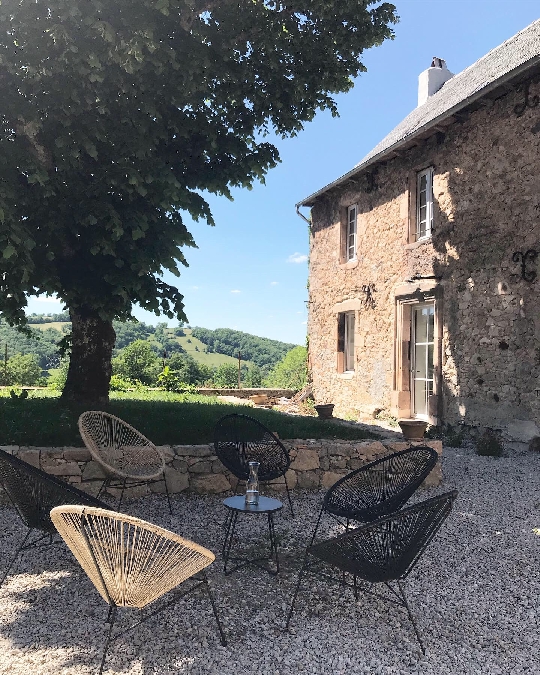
223;495;283;514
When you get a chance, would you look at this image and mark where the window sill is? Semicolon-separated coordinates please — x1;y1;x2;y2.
405;236;432;250
337;372;355;380
339;259;359;270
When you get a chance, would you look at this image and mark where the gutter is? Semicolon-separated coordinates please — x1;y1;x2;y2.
296;54;540;209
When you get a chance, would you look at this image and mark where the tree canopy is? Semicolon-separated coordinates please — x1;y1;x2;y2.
266;345;307;390
0;0;397;402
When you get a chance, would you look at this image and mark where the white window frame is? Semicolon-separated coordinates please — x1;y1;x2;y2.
416;168;434;240
346;204;357;261
344;311;355;372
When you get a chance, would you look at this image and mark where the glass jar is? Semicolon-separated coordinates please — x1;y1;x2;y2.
245;461;260;506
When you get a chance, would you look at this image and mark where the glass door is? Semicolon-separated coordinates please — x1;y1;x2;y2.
411;304;434;419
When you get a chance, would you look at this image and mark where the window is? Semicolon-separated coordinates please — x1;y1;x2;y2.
346;205;357;261
338;311;355;372
416;168;434;240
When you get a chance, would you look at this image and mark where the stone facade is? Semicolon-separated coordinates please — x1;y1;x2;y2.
306;70;540;444
0;440;442;500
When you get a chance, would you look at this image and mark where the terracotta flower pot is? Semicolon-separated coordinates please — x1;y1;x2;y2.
398;419;428;441
315;404;335;419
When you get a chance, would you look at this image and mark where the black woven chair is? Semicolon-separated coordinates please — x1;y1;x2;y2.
214;413;293;514
287;490;458;653
0;448;110;588
310;445;439;543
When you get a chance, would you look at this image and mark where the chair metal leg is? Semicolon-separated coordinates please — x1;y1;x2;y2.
397;580;425;655
202;571;227;646
117;478;127;512
96;478;109;501
284;474;294;517
0;528;32;589
99;605;118;675
309;506;325;546
163;473;173;515
285;553;309;629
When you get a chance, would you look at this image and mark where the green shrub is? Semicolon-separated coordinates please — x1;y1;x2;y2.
109;374;133;392
476;429;504;457
265;346;307;390
444;425;466;448
47;359;69;391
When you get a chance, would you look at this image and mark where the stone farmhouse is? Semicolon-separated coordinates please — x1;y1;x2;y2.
299;20;540;446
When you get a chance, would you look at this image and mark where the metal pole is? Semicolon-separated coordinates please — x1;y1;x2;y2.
237;351;241;389
3;344;7;385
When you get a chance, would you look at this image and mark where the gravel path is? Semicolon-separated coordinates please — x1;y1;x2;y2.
0;444;539;674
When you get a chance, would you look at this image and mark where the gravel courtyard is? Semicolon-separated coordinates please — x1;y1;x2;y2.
0;444;539;674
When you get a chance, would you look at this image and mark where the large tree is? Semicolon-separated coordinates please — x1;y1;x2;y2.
0;0;397;404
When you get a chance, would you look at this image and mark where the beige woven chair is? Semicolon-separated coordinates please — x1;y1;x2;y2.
50;505;227;674
78;411;172;513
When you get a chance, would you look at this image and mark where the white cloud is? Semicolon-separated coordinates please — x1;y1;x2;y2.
32;295;61;304
270;281;279;286
301;321;307;325
296;311;303;315
287;252;308;264
190;285;200;291
230;289;241;294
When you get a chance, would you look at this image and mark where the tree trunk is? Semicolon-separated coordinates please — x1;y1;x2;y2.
61;309;116;406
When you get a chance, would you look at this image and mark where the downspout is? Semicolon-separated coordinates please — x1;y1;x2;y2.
295;204;311;225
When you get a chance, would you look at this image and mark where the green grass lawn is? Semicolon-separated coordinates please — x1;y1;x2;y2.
0;390;376;446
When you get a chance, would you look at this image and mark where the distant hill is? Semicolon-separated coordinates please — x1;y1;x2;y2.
191;327;297;369
4;315;296;372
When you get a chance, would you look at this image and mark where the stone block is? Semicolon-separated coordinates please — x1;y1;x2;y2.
192;474;231;494
82;461;108;481
319;456;330;471
0;446;19;455
32;448;63;460
423;464;442;487
172;459;188;472
329;456;347;469
165;467;190;493
297;470;320;489
290;448;320;471
63;448;92;462
188;461;213;474
44;462;82;477
19;450;40;468
285;469;297;490
321;471;347;489
348;458;366;470
173;445;212;457
211;460;225;473
159;445;175;462
506;420;540;443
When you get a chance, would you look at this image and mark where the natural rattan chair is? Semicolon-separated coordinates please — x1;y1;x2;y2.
51;505;227;674
214;413;293;514
287;490;458;653
78;411;172;514
310;445;439;543
0;448;109;588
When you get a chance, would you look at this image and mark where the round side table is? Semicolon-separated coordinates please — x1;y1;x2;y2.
222;495;283;576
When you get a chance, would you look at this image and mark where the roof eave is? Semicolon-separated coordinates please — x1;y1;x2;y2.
297;54;540;209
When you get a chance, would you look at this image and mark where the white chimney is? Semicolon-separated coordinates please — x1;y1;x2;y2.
418;57;453;106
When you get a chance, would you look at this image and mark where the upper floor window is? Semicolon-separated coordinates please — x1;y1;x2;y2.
416;167;434;240
338;311;355;372
346;205;357;261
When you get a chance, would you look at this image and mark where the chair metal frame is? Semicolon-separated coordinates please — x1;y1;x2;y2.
286;490;458;653
0;448;110;588
310;445;439;544
78;411;172;514
51;505;227;674
214;413;293;515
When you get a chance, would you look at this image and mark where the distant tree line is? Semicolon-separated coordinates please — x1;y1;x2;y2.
191;327;297;370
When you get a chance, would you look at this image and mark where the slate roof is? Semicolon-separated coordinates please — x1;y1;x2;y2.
299;19;540;207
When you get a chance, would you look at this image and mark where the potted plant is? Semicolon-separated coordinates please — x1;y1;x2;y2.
398;419;428;441
314;403;335;419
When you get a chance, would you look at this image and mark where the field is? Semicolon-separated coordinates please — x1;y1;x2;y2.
0;389;375;446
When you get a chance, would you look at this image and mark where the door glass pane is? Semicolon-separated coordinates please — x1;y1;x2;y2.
415;344;428;378
415;308;428;342
427;306;435;341
414;380;427;416
428;344;434;378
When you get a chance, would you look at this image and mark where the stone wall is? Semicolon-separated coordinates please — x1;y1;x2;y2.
307;75;540;443
0;439;442;499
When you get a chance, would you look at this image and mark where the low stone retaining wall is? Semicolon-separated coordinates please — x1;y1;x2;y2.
0;439;442;500
196;388;297;399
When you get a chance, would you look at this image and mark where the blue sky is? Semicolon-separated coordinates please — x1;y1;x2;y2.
27;0;540;345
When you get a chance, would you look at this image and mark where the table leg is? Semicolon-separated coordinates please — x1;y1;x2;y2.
267;512;280;575
223;511;238;575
